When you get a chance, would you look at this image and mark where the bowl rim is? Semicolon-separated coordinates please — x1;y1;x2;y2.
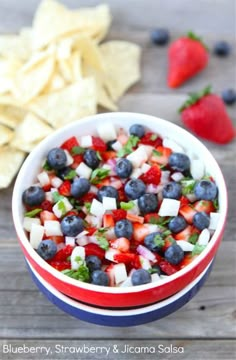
12;112;228;294
26;258;213;316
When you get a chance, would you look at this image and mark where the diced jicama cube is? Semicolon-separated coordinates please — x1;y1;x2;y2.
53;198;73;218
102;197;117;211
76;236;90;246
139;255;151;270
158;199;180;217
80;135;92;147
209;212;220;230
64;149;73;166
161;171;171;184
130;168;142;179
50;176;63;188
197;229;210;245
85;214;102;228
141;163;151;173
171;172;184;182
90;199;105;217
126;145;148;168
65;236;76;246
190;159;205;180
23;217;41;232
139;144;153;157
176;240;194;252
111;140;122;151
163;138;185;153
44;220;63;236
37;171;50;187
105;248;120;262
75;162;92;179
71;246;85;270
30;223;44;249
113;263;127;285
97;123;117;141
151;273;161;283
119;277;132;287
45;191;54;202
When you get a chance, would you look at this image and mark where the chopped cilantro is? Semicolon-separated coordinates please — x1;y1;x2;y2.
188;233;199;245
68;197;81;211
97;227;109;234
153;234;165;248
52;191;64;203
117;135;140;157
148;216;170;226
152;149;162;157
192;243;206;256
24;208;42;218
181;179;196;195
64;169;77;180
96;236;109;250
150;134;158;141
213;198;219;211
42;160;52;171
161;229;172;237
120;201;135;210
96;151;102;160
84;202;91;213
57;200;66;215
71;146;85;155
62;265;89;282
90;168;110;184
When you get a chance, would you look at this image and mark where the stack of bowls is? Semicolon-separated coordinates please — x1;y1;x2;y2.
12;113;227;326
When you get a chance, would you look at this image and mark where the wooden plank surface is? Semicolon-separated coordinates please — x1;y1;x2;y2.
0;0;235;359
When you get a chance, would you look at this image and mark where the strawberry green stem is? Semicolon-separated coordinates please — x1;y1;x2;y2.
178;85;212;112
187;31;208;50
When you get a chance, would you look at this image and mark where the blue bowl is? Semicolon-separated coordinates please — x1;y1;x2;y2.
26;259;214;327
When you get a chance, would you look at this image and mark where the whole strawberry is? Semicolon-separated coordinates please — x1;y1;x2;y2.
168;32;209;88
179;86;235;144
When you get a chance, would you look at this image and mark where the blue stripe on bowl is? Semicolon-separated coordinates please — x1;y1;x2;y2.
26;259;214;327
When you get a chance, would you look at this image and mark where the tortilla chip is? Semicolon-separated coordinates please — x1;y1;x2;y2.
29;78;97;128
100;41;141;101
0;29;32;61
0;58;23;94
70;51;82;82
11;112;52;148
0;147;25;188
43;70;66;93
56;38;73;60
32;0;111;49
72;35;104;71
0;105;26;128
0;125;14;146
57;58;73;83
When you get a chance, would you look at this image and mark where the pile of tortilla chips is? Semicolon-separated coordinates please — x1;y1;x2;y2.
0;0;141;188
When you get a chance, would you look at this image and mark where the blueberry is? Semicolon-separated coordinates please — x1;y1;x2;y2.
164;244;184;265
138;193;158;214
91;270;109;286
129;124;145;138
85;255;102;272
213;41;231;57
221;88;236;105
97;185;119;202
144;232;164;252
71;178;90;198
47;148;67;170
57;167;73;180
124;179;146;200
22;186;45;206
168;216;187;234
37;240;57;260
131;269;152;286
115;158;133;178
194;180;218;200
106;139;116;150
168;153;190;172
193;211;210;230
61;215;84;237
151;28;170;45
83;149;100;169
114;219;133;240
162;181;182;199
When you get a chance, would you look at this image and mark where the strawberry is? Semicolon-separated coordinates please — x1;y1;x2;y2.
52;245;74;262
61;136;79;152
103;214;115;228
71;154;83;169
44;235;64;244
110;237;130;252
101;151;117;161
180;86;235;144
48;260;71;271
140;164;161;185
193;200;215;214
113;252;135;264
40;210;58;224
41;200;53;212
144;213;160;223
91;136;107;152
179;196;189;207
150;146;172;165
168;32;209;88
162;235;176;252
105;264;115;286
133;223;150;243
179;254;197;269
58;180;71;197
159;260;179;275
117;187;127;202
140;132;162;147
126;213;144;224
84;243;105;259
174;225;199;241
112;209;127;222
80;192;97;203
179;204;197;224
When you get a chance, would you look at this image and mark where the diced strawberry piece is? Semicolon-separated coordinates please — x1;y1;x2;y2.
118;187;127;202
86;227;97;236
113;252;135;264
193;200;215;214
159;260;179;275
48;235;64;244
96;178;110;189
84;243;105;259
151;146;172;165
154;252;163;264
58;180;71;197
117;133;129;145
162;235;176;252
133;223;150;243
179;254;197;269
179;204;197;223
179;196;189;207
102;151;117;161
174;225;199;241
112;209;127;222
40;210;58;224
52;245;74;262
61;136;79;152
71;154;84;169
126;213;144;224
140;132;162;147
110;237;130;252
105;264;115;286
42;183;51;192
66;210;78;217
140;165;161;185
80;192;97;203
144;213;160;223
103;214;115;227
92;136;107;152
48;260;71;271
41;200;53;211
